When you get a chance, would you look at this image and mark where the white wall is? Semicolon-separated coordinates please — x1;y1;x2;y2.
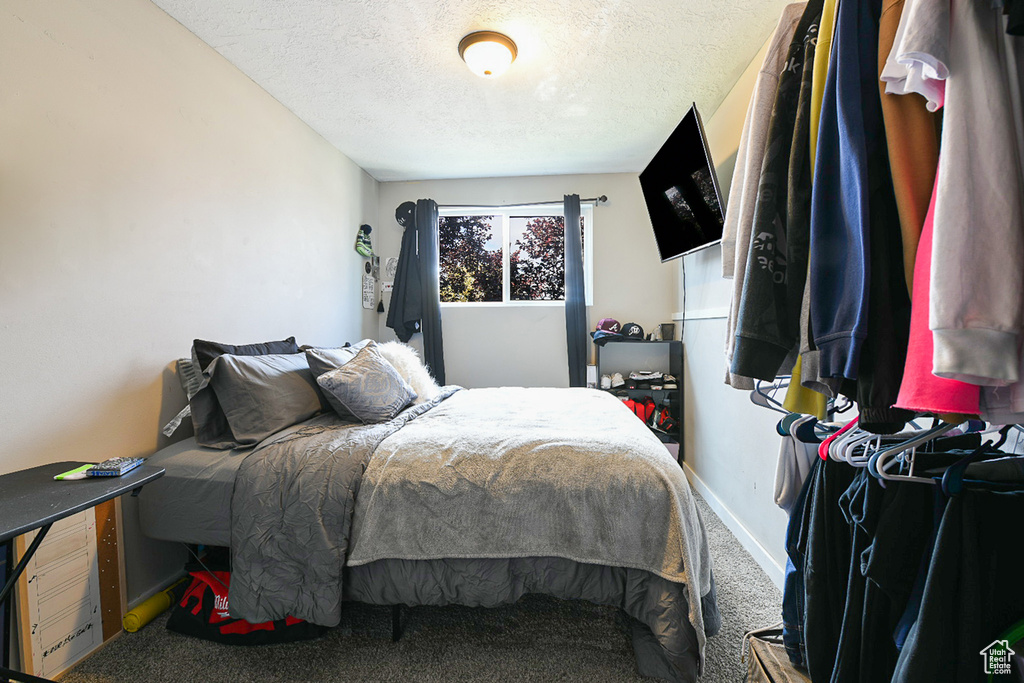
375;174;678;388
0;0;378;603
677;36;791;585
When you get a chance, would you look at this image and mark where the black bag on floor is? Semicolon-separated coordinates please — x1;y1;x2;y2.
166;570;328;645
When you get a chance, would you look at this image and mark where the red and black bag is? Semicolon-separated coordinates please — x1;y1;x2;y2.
166;570;328;645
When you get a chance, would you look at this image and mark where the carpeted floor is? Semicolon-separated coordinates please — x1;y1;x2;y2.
63;494;781;682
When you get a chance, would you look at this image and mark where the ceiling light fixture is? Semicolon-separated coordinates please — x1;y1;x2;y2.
458;31;517;78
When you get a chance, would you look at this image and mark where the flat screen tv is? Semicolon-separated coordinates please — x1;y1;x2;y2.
640;103;725;262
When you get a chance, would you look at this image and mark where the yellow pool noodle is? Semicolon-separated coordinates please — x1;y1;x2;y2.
123;577;187;632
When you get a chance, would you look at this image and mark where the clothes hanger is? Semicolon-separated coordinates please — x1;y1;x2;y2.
794;416;838;444
842;431;883;466
940;425;1013;496
794;418;820;443
751;378;791;415
830;424;866;462
868;423;960;484
818;416;859;460
830;395;854;415
776;412;804;436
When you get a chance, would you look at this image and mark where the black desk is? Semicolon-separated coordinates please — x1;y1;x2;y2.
0;462;164;683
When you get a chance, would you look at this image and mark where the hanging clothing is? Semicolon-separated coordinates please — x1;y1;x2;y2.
775;416;820;513
732;0;824;381
879;0;949;111
783;355;828;418
792;0;842;405
781;5;832;416
808;0;888;383
858;480;943;681
853;106;913;432
723;3;806;390
892;490;1024;683
895;165;981;416
1010;0;1024;36
809;0;839;163
783;460;819;668
809;0;912;431
721;2;807;279
929;0;1024;386
386;211;423;343
877;0;942;297
828;470;888;683
802;459;857;683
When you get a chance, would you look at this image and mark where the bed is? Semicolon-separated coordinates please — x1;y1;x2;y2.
140;342;719;683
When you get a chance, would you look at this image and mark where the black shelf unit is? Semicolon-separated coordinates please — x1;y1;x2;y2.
595;339;684;456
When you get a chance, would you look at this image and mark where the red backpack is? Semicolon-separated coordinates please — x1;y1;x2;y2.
166;570;328;645
624;396;657;424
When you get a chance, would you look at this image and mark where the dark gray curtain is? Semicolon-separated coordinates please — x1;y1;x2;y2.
564;194;587;387
416;199;446;385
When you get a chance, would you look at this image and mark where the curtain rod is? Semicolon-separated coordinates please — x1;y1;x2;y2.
436;195;607;209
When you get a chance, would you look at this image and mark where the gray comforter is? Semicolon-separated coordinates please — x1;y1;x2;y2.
228;388;460;625
228;386;717;682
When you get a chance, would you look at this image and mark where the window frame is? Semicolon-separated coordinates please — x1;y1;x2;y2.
438;203;594;307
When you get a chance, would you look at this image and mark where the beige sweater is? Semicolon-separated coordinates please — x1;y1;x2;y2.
722;3;805;389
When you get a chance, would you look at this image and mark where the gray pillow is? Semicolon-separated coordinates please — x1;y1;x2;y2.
316;343;417;424
304;339;372;378
192;353;322;449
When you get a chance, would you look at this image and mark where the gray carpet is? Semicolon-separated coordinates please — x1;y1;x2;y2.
64;494;782;682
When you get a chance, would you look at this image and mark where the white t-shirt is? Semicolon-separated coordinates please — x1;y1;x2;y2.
930;1;1024;386
879;0;949;111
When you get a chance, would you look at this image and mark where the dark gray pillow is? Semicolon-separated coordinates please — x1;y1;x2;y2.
192;336;299;373
192;353;321;449
316;343;417;424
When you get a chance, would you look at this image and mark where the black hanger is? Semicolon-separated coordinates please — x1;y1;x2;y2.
940;426;1013;496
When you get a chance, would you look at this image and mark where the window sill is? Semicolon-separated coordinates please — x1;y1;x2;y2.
441;301;566;308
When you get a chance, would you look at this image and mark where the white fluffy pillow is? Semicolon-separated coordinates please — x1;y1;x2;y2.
376;341;442;405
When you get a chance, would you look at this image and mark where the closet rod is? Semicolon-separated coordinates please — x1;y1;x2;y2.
436;195;608;209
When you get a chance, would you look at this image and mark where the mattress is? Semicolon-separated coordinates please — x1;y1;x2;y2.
138;436;247;546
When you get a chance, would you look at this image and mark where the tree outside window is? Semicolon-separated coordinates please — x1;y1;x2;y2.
438;206;592;305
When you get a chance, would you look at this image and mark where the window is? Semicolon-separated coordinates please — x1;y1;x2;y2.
438;204;594;305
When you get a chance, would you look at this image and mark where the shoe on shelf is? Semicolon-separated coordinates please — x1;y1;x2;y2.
643;397;658;426
600;374;612;390
629;370;663;381
656;407;678;433
611;372;625;388
662;374;677;389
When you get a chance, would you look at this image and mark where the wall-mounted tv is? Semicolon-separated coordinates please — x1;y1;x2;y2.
639;103;725;262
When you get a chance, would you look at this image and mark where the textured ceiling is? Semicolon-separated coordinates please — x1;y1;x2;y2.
151;0;790;181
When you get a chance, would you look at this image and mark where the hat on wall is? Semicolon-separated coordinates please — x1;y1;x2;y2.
395;201;416;228
621;322;645;339
595;318;621;333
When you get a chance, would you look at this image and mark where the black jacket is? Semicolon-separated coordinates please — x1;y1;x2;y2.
385;221;422;343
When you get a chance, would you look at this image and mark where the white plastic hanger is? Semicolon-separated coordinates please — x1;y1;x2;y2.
869;423;960;484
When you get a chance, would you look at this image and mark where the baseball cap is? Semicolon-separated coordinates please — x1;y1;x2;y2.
595;318;621;333
621;322;645;339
